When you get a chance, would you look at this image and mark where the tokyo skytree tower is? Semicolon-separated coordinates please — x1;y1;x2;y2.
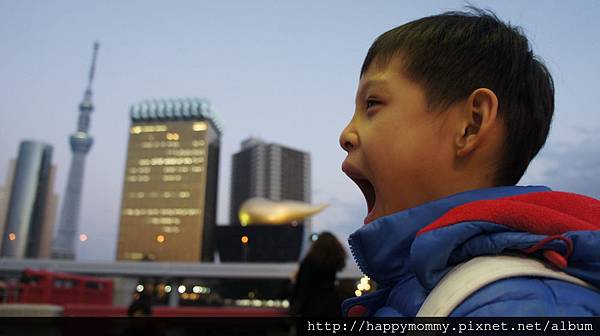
53;42;99;259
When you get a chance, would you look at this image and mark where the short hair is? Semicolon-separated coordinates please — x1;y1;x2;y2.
361;7;554;185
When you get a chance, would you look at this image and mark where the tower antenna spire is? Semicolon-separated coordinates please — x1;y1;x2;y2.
86;42;99;94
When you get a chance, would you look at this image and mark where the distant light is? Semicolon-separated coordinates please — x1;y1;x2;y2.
164;285;172;293
241;235;249;244
79;234;88;242
178;285;186;294
357;283;365;291
193;286;201;294
355;290;363;297
130;126;142;134
136;285;144;292
364;283;371;291
360;276;370;285
166;132;179;141
310;233;319;242
156;234;166;243
281;300;290;309
8;233;16;241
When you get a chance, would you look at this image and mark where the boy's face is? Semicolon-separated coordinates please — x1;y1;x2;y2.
340;58;455;224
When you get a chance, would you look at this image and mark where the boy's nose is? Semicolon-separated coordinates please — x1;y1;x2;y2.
339;124;358;152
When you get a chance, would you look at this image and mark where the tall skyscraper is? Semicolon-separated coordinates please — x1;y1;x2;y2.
53;42;100;259
116;98;222;262
229;138;311;226
1;141;58;258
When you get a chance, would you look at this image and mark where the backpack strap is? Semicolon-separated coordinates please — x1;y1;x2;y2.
416;254;598;317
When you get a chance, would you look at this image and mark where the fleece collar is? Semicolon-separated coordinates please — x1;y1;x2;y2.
347;185;550;287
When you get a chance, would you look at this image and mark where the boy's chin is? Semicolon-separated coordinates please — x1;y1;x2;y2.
363;208;381;225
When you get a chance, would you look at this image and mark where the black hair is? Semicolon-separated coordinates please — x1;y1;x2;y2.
361;7;554;185
306;231;347;271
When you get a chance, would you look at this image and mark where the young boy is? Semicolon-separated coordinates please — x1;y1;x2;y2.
339;8;600;317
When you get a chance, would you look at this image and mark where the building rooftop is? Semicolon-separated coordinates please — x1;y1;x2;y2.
130;98;223;135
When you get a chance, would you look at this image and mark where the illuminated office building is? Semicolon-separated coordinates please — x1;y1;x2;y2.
1;141;58;258
116;98;222;262
229;138;311;226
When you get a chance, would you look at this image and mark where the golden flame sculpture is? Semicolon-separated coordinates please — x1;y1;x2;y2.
238;197;328;225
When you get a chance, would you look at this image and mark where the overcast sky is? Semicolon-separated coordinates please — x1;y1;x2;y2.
1;0;599;261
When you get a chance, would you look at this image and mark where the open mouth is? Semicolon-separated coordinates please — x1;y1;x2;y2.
342;163;377;224
352;177;376;216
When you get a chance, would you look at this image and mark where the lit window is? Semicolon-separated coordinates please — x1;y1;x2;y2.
162;175;182;182
166;132;179;141
193;122;207;131
151;158;165;166
162;226;181;233
130;126;142;134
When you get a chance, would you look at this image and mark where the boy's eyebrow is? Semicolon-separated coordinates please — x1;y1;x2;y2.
356;79;390;100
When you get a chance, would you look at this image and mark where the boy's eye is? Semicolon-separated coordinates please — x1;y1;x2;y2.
366;99;380;110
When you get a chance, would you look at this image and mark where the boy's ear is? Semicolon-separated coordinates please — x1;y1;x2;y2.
455;88;499;157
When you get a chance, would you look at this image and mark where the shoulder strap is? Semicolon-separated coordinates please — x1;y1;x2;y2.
416;254;598;317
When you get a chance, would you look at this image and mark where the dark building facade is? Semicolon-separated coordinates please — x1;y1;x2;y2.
1;141;58;258
229;138;311;226
216;224;304;263
116;98;222;262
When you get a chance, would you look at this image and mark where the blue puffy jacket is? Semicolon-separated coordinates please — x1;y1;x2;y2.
342;186;600;316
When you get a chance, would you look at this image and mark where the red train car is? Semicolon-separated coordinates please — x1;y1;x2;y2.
10;269;113;305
